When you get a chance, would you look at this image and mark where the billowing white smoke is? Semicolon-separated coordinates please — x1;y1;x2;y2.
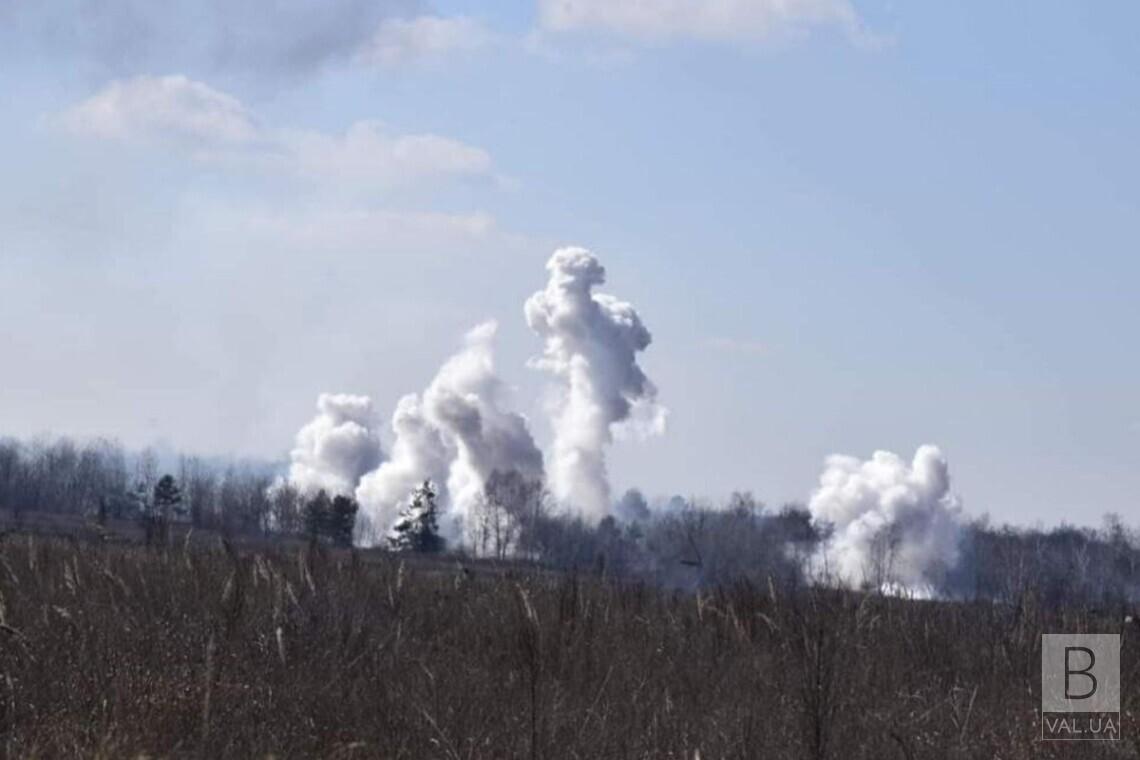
355;393;452;533
525;247;665;520
354;321;543;541
807;445;963;594
283;393;383;496
427;322;544;527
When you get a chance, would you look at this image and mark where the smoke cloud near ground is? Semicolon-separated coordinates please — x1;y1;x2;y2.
353;394;452;537
282;393;383;496
525;247;666;520
353;320;543;542
278;248;969;591
807;444;963;594
280;246;665;540
427;321;544;529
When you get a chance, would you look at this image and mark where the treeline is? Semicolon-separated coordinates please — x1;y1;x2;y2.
3;434;1140;608
950;515;1140;607
0;436;279;536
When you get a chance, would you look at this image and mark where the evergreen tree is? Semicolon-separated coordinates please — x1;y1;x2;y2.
388;481;445;553
304;490;332;540
328;495;359;547
153;474;183;520
134;473;182;546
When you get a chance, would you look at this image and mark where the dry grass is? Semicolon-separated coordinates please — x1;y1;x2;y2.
0;535;1136;758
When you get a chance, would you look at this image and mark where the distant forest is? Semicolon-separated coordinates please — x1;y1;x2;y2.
0;433;1137;608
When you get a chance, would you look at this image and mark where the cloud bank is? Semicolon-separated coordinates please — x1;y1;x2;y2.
359;16;494;67
60;75;493;190
1;0;420;76
537;0;863;43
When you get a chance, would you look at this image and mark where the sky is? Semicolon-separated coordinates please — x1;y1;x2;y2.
1;0;1137;527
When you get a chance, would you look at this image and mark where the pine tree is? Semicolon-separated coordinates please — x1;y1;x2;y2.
388;481;445;553
153;475;183;520
136;473;182;546
328;495;359;547
304;490;332;540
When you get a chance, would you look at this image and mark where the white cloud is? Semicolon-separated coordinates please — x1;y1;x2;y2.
1;0;416;78
59;75;259;146
358;15;494;66
59;75;493;189
276;121;492;185
537;0;863;43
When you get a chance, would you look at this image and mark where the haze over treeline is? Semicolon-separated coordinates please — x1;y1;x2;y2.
3;430;1138;608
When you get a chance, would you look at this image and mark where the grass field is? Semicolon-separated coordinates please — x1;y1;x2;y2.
0;533;1135;758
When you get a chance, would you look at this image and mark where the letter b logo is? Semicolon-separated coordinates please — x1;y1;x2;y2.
1042;635;1119;713
1065;646;1097;700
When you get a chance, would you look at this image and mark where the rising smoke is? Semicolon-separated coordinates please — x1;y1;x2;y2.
281;393;383;496
282;246;664;539
280;248;966;591
353;320;544;541
353;394;452;535
807;444;963;594
525;247;665;520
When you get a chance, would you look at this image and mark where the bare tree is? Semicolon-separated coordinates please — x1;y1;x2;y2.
474;470;545;560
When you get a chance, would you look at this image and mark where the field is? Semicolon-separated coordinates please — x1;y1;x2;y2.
0;533;1135;758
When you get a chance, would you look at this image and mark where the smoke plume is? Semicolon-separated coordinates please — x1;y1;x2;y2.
354;320;543;541
807;445;963;594
525;247;665;520
284;393;383;496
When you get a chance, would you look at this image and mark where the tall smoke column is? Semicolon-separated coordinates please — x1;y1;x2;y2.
424;321;544;527
355;320;543;541
807;444;963;594
525;246;665;520
284;393;383;496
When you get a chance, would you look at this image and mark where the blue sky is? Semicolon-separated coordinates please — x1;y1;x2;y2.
1;0;1137;526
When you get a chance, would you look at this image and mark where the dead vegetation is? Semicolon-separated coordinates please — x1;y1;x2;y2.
0;535;1136;758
